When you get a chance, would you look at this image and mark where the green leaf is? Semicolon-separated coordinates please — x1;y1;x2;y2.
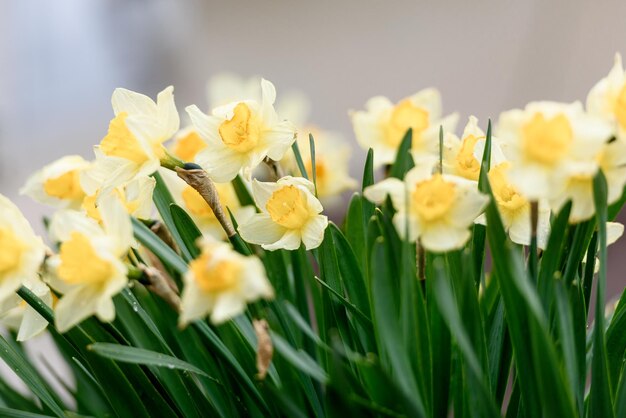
271;331;328;384
0;408;55;418
607;288;626;394
152;171;193;261
291;139;309;180
0;334;66;417
362;148;375;190
589;171;614;418
309;133;318;196
170;203;202;259
132;217;188;275
388;129;415;179
313;276;371;327
232;174;256;207
88;343;210;377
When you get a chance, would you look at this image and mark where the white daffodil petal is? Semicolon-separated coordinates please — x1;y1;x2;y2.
301;216;328;250
238;214;287;245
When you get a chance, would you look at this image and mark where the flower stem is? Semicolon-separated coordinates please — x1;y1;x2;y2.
529;200;539;282
159;148;186;171
264;157;285;181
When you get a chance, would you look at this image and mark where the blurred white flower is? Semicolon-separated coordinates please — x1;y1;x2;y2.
0;278;52;341
179;238;273;326
351;88;458;168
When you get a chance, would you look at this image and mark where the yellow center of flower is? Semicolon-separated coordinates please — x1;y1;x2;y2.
266;185;310;229
614;84;626;131
58;232;113;285
100;112;151;164
190;251;241;293
43;170;85;201
82;190;140;222
219;103;261;153
411;174;456;222
173;131;207;161
384;100;429;148
521;113;573;165
488;162;527;213
0;227;25;275
455;134;482;181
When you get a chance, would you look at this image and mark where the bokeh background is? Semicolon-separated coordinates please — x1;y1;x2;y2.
1;0;626;395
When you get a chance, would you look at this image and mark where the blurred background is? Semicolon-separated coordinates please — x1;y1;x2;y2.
1;0;626;394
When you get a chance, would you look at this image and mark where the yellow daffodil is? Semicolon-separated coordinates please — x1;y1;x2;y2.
548;139;626;223
496;101;612;201
159;168;255;240
475;162;551;247
179;238;273;326
46;196;133;332
442;116;506;181
0;278;52;341
351;88;458;168
21;155;91;209
587;53;626;140
187;79;297;182
363;159;488;252
238;176;328;251
281;127;357;203
86;86;180;189
169;126;208;163
81;175;156;224
0;194;47;303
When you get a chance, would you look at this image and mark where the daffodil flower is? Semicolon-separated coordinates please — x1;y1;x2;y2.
0;277;52;341
351;88;458;168
475;161;551;248
442;116;506;182
159;168;255;240
186;79;297;182
179;238;273;326
47;195;133;332
548;139;626;223
496;101;612;201
21;155;91;209
0;194;47;304
86;86;180;189
238;176;328;251
364;159;488;252
170;126;208;163
81;175;156;224
281;127;357;203
587;53;626;141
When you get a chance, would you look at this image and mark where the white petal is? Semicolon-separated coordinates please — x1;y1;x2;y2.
420;223;471;253
112;88;158;117
363;178;405;209
156;86;180;139
263;230;301;251
240;257;274;300
607;222;624;245
196;146;247;183
251;180;281;212
210;292;246;324
98;193;133;253
238;214;287;245
264;120;297;161
186;105;224;146
392;210;420;241
301;216;328;250
49;210;102;242
54;285;103;332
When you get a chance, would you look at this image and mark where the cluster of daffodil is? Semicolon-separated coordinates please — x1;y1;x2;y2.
353;55;626;252
2;53;626;345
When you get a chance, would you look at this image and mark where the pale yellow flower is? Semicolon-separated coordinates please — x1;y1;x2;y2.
351;88;458;168
587;53;626;141
159;168;255;240
179;238;273;326
475;162;551;248
47;196;133;332
496;101;612;201
0;277;52;341
169;126;208;163
238;176;328;251
21;155;91;209
548;139;626;223
187;79;297;182
442;116;506;182
0;194;47;303
81;176;156;224
86;86;179;189
364;159;488;252
281;127;357;203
